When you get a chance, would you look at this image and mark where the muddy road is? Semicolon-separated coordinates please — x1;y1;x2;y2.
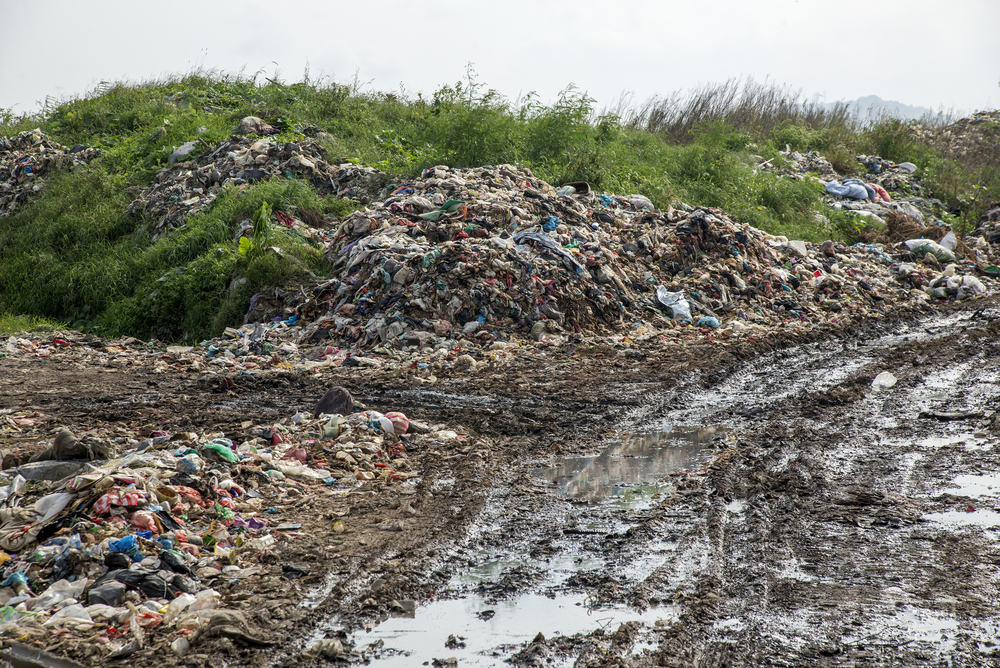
329;305;1000;667
4;302;1000;667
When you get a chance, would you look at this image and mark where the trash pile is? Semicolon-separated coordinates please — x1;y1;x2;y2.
0;129;101;217
129;118;384;237
0;383;443;660
275;161;992;354
911;110;1000;163
776;148;942;227
4;115;996;364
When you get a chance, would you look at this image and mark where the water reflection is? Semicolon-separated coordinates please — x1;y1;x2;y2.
536;427;722;504
353;593;677;667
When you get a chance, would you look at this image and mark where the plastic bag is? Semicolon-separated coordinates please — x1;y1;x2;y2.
176;453;204;474
322;415;345;439
188;589;220;612
872;371;897;390
163;593;195;624
949;275;986;298
0;475;26;504
904;239;956;263
130;510;158;533
42;603;92;627
385;412;409;435
109;535;139;555
939;231;957;251
34;492;76;522
655;286;692;322
202;442;239;463
33;578;87;611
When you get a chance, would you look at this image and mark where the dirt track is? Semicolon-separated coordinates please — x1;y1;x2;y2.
4;301;1000;666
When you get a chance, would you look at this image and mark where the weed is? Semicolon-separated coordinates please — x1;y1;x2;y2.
0;314;66;335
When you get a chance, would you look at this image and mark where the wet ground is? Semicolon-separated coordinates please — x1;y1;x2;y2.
4;301;1000;666
322;305;1000;667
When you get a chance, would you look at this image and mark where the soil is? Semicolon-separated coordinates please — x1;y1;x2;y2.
3;298;1000;666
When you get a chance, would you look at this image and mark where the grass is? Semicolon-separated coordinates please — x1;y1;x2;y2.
0;314;66;335
1;70;996;341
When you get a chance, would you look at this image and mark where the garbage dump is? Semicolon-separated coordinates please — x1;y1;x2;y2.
275;164;994;355
101;116;1000;366
0;130;101;217
1;110;999;665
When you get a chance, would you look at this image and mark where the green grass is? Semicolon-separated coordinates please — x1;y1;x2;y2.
0;170;343;341
1;70;996;340
0;314;66;335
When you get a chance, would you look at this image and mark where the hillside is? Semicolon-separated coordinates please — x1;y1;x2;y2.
1;73;998;342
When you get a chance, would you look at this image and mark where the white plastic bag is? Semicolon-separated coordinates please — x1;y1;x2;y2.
656;286;692;322
34;492;76;523
872;371;897;390
163;592;197;625
33;579;87;611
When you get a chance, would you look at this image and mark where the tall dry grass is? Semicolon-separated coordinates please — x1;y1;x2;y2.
604;78;855;143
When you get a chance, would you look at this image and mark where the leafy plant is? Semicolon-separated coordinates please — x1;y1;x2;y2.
238;202;273;261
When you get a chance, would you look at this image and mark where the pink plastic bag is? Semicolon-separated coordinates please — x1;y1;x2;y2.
130;510;158;533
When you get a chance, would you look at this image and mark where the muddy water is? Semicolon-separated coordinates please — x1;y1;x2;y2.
350;427;721;666
536;427;722;505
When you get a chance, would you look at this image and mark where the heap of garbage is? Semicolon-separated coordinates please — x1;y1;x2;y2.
113;115;998;361
131;121;384;238
0;381;455;660
6;117;998;364
0;129;101;217
281;166;995;353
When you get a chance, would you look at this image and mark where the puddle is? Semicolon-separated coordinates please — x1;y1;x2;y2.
913;433;988;450
352;594;677;667
922;509;1000;528
843;605;960;654
347;427;715;664
946;473;1000;498
535;426;724;506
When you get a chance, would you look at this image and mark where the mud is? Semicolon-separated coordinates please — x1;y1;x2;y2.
3;300;1000;666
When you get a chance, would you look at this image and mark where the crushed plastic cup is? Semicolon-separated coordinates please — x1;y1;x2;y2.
163;592;196;624
872;371;897;390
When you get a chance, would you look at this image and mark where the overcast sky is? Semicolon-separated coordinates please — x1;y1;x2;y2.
2;0;998;116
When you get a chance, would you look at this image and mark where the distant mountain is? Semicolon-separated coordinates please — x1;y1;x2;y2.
815;95;937;120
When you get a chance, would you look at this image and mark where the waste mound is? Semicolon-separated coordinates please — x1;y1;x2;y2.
281;162;974;352
129;124;384;237
0;377;448;661
0;129;101;217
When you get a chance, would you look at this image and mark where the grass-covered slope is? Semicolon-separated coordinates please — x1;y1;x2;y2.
1;72;996;341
